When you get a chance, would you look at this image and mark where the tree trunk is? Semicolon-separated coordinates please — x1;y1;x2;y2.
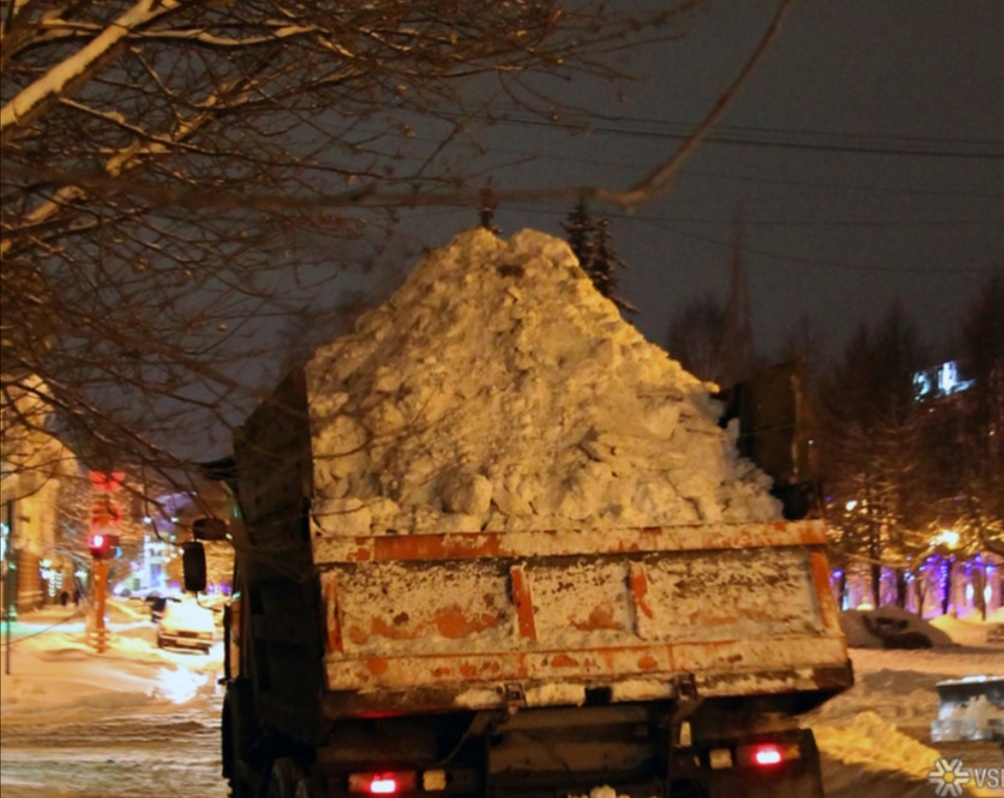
895;569;907;608
972;562;987;621
914;571;928;616
870;561;882;608
941;558;954;616
867;510;882;607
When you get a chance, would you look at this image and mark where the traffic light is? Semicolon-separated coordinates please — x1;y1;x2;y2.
87;532;120;560
88;494;121;559
89;495;122;529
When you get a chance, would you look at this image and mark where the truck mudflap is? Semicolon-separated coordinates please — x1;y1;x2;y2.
315;521;851;717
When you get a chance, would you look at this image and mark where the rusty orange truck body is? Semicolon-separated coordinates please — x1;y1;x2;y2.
316;523;847;717
198;370;852;798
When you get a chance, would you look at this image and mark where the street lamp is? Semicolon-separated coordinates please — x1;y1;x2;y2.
933;529;960;550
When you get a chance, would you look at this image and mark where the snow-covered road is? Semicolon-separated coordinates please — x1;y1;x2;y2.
1;704;227;798
1;606;1001;797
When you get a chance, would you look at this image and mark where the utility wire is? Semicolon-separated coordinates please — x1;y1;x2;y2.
490;105;1004;149
479;111;1004;160
633;217;996;275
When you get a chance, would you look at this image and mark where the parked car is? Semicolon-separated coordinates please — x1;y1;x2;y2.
156;598;215;654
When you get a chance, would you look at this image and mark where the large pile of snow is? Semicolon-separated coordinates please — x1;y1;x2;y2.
306;229;779;535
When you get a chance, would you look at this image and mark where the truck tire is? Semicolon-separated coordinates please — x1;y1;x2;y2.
266;757;305;798
223;679;257;798
294;775;324;798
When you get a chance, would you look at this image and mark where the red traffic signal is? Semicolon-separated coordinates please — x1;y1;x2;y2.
87;532;120;559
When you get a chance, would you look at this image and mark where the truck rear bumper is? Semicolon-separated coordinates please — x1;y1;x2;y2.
322;658;854;719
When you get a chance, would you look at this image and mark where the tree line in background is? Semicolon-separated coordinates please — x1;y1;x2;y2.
667;266;1004;617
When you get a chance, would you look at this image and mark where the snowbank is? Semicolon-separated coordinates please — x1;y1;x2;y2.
931;611;1004;647
305;228;780;536
807;647;1004;797
813;711;944;780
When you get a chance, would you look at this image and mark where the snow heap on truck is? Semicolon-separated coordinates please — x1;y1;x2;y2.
305;228;780;536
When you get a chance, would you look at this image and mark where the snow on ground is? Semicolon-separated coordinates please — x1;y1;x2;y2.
0;601;223;727
3;604;1001;797
806;613;1004;798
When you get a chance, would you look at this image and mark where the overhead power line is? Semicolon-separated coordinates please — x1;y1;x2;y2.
481;112;1004;161
635;217;997;276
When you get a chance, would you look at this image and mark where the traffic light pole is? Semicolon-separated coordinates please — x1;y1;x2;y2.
86;474;123;655
91;557;108;654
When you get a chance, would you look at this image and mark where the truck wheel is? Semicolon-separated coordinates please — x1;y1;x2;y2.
266;757;303;798
223;679;257;791
294;775;324;798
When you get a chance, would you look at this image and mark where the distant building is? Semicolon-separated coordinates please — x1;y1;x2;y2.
2;375;81;613
913;360;974;402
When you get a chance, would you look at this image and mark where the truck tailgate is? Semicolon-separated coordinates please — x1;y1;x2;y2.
316;521;849;715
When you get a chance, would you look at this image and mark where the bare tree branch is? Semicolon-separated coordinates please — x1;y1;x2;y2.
1;0;792;491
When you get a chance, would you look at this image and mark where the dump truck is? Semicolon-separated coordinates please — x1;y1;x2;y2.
187;373;851;798
185;230;852;798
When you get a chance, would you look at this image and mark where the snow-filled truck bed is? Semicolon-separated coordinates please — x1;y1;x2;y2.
316;521;850;718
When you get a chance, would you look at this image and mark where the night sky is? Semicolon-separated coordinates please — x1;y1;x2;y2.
400;0;1004;365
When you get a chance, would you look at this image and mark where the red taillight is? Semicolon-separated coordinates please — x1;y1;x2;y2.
348;772;417;795
370;777;398;795
752;743;784;767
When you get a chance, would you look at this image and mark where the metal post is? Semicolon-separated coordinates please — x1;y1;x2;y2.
92;557;108;653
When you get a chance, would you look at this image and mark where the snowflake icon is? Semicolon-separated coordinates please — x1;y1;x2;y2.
927;758;972;797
